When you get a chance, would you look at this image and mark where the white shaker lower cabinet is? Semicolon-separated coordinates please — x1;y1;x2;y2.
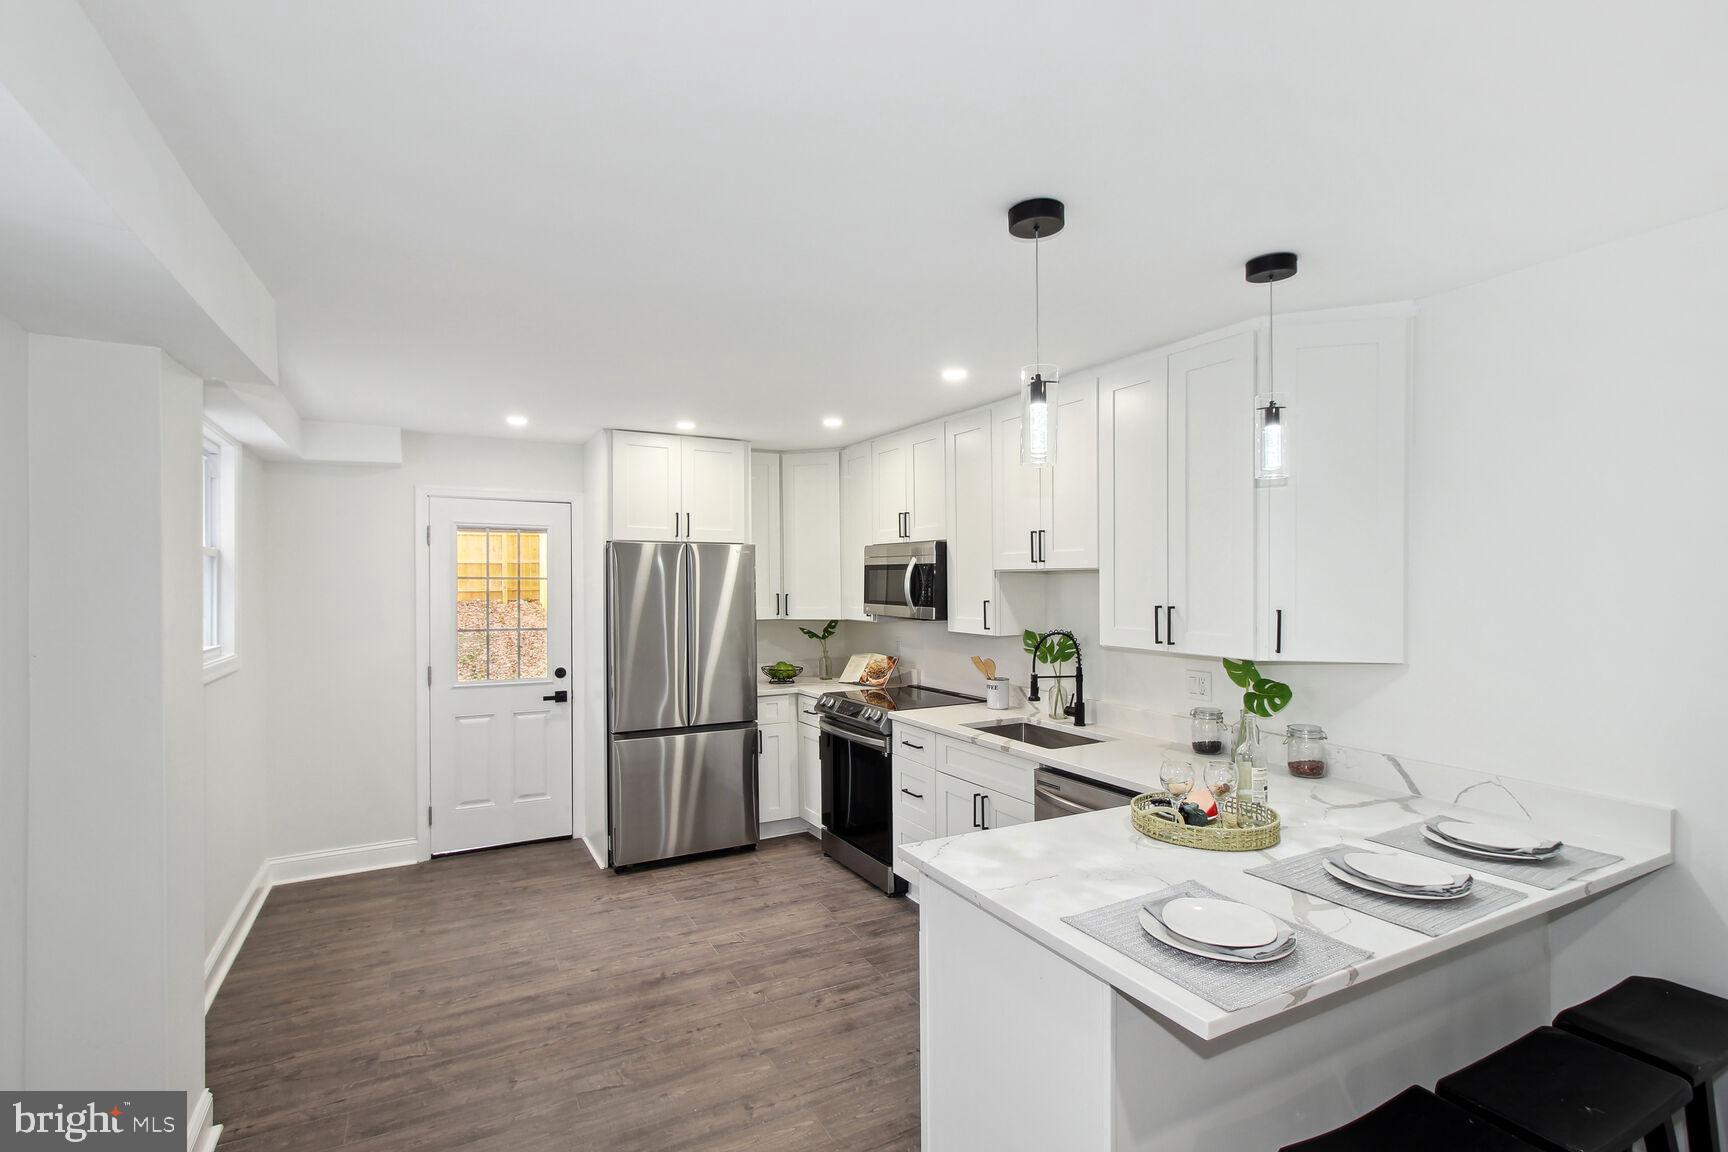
929;736;1035;836
795;696;822;829
944;408;1019;637
755;695;798;825
750;451;782;619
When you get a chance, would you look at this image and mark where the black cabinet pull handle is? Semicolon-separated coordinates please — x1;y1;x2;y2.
980;794;990;830
1038;530;1046;563
901;739;924;750
1154;605;1163;645
983;599;990;631
1167;605;1177;646
784;591;790;616
972;793;981;828
685;512;691;538
673;511;680;537
1275;608;1283;654
900;788;924;799
1029;530;1036;563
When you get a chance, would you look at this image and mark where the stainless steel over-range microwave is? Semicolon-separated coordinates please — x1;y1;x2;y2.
862;540;947;621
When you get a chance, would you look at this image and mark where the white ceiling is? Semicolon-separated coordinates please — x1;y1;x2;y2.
77;0;1728;449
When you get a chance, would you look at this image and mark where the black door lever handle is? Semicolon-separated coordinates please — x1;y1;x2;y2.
542;690;569;703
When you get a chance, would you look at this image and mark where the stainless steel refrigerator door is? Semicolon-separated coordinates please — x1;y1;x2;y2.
608;541;689;734
609;726;759;867
686;543;757;728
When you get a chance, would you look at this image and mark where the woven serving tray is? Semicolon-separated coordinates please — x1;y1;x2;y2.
1130;793;1281;851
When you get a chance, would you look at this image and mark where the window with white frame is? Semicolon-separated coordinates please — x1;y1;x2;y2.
202;426;240;678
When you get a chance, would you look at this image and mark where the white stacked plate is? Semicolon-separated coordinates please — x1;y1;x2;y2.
1324;850;1472;901
1138;897;1295;964
1423;820;1562;861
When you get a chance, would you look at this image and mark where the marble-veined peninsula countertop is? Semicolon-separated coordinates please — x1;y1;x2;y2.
892;703;1673;1041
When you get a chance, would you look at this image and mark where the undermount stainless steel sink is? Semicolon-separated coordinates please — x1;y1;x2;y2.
964;720;1103;750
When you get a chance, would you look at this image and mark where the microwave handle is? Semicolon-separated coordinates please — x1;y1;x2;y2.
903;559;916;611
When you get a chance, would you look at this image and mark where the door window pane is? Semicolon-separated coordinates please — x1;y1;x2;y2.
454;527;550;681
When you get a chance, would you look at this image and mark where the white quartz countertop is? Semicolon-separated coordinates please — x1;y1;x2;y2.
893;703;1673;1041
754;677;830;696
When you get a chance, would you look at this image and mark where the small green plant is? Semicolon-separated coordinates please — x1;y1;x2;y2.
798;619;839;645
1222;658;1293;718
1023;630;1077;671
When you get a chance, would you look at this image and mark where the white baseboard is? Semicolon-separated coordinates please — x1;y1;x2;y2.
187;1089;218;1152
203;860;270;1012
267;836;420;885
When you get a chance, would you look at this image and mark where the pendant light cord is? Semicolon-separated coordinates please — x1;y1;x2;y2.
1033;225;1042;368
1267;279;1274;391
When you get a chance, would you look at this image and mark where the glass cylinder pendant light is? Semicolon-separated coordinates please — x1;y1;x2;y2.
1009;198;1066;468
1246;252;1298;487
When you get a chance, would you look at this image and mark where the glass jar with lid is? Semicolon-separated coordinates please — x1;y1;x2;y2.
1285;723;1328;778
1189;706;1226;756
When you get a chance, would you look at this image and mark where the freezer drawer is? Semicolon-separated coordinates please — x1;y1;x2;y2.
609;725;759;867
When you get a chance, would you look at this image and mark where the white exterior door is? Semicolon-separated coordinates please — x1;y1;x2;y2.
429;496;574;854
779;450;843;620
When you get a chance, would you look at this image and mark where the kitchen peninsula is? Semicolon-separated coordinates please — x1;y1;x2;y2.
893;706;1672;1151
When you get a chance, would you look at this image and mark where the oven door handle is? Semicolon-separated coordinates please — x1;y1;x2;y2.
818;718;889;754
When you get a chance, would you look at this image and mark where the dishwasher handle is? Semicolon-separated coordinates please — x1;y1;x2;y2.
1033;767;1137;820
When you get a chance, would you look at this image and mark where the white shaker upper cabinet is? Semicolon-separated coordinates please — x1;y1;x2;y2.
839;442;873;619
610;430;684;541
1098;354;1172;650
610;431;751;543
680;436;751;542
991;380;1098;571
779;450;843;621
1165;332;1257;658
750;451;782;620
946;408;1017;637
1259;315;1410;663
871;420;946;543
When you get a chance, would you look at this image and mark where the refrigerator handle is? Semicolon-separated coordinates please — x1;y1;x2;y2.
683;544;697;723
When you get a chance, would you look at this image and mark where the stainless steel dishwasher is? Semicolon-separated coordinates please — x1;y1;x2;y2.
1033;766;1137;820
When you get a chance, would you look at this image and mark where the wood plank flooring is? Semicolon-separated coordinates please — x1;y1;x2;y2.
208;835;921;1151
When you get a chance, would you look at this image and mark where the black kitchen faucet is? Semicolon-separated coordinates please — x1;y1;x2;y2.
1026;629;1085;728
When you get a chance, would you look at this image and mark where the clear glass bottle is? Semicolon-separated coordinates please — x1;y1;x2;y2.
1232;713;1265;807
1189;706;1226;756
1285;723;1328;779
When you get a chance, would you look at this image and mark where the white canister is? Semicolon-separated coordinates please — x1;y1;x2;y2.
984;678;1012;709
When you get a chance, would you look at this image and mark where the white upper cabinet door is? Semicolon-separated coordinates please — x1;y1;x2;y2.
1166;332;1257;658
1098;355;1171;650
991;399;1043;571
1044;377;1099;570
839;442;873;619
779;450;843;620
871;433;910;542
750;451;782;619
905;420;947;540
945;409;999;636
1262;316;1410;663
680;436;751;542
610;430;684;541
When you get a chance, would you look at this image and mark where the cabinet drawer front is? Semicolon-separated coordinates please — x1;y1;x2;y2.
893;759;935;826
891;724;933;766
757;695;790;726
795;694;822;728
935;736;1033;803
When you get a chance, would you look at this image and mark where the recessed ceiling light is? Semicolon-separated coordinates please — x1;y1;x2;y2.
675;419;696;431
941;367;968;384
505;414;528;427
822;416;844;429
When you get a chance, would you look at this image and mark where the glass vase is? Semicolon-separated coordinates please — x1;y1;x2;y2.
818;648;833;680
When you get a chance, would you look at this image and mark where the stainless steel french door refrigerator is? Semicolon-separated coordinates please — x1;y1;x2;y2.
606;541;759;868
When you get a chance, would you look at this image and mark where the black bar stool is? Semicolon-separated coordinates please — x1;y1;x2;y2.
1557;977;1728;1152
1438;1026;1690;1152
1281;1085;1544;1151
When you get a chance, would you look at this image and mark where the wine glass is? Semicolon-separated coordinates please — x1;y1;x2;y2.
1205;761;1237;827
1159;758;1195;819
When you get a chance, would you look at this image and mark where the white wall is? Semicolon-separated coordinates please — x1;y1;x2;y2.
264;432;583;858
22;336;206;1101
0;312;26;1089
204;449;269;951
868;209;1728;1004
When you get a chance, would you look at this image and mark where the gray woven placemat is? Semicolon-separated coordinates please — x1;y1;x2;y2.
1060;880;1373;1013
1245;845;1526;937
1367;822;1622;891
